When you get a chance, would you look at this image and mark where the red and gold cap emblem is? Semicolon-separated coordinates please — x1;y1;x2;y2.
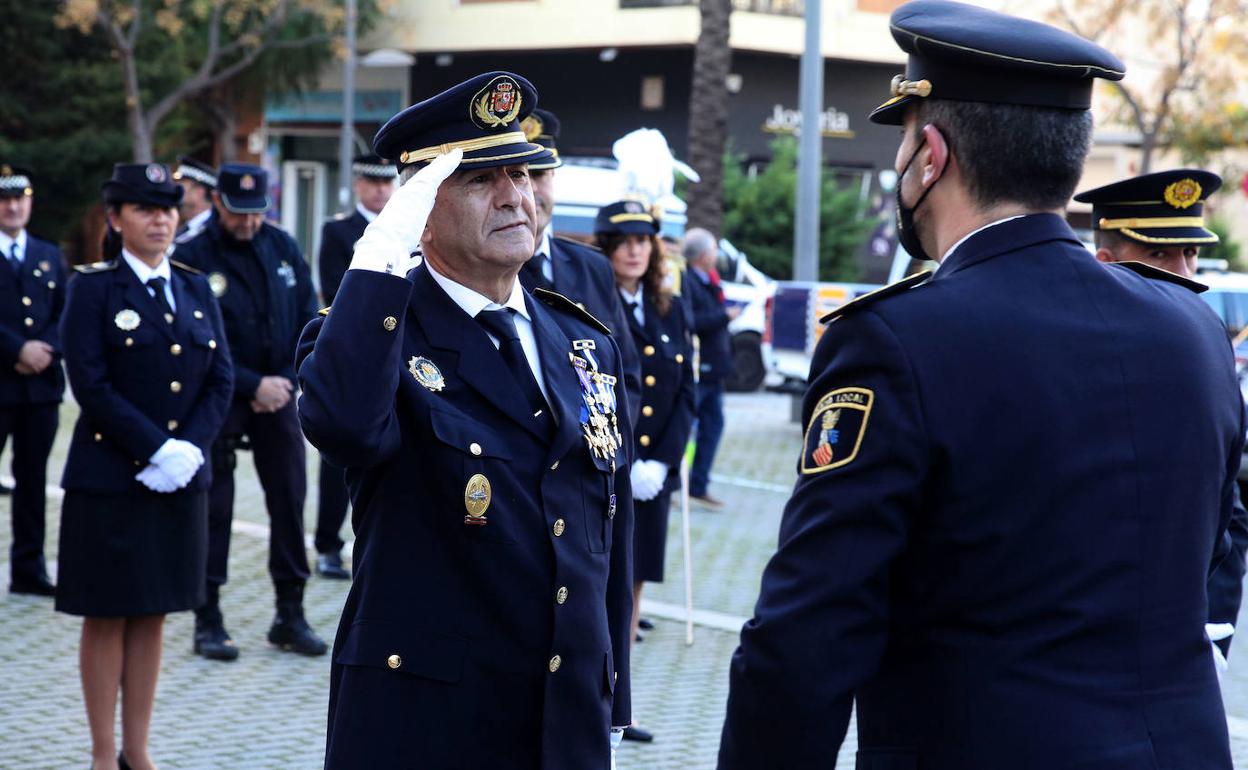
1164;178;1202;209
471;76;523;129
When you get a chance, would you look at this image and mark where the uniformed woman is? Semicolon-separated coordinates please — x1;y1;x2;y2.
595;200;695;743
55;163;233;770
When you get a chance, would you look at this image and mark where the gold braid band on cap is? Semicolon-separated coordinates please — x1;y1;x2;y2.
890;75;933;98
1098;216;1205;230
609;213;655;224
400;131;529;165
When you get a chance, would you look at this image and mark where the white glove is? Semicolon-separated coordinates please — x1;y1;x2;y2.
149;439;204;490
350;148;464;275
610;727;623;769
135;464;178;494
630;459;666;502
1208;622;1233;682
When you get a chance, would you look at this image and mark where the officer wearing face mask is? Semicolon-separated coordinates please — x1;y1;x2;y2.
719;2;1244;768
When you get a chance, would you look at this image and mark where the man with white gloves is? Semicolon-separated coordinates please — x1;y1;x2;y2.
296;71;634;770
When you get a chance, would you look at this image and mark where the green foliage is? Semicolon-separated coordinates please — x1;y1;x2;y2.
721;137;871;281
1169;103;1248;166
1204;215;1245;272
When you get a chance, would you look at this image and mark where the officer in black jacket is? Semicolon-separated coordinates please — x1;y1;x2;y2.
518;108;642;425
176;164;327;659
312;153;397;579
0;164;66;597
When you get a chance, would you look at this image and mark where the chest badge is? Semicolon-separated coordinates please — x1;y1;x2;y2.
408;356;446;392
570;349;622;461
464;473;491;526
114;308;141;331
277;260;297;288
208;272;228;298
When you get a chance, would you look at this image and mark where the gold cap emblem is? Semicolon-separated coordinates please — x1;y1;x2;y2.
1164;178;1202;209
520;114;544;141
239;173;256;191
471;76;523;130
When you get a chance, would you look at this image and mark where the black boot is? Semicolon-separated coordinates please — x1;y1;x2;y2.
268;580;328;656
193;583;239;661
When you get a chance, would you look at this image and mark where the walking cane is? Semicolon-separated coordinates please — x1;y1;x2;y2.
680;454;694;646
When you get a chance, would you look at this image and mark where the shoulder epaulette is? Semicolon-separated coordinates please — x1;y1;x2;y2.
318;306;331;316
169;259;202;275
533;288;611;335
820;271;932;324
1112;260;1207;294
73;260;118;274
554;235;603;254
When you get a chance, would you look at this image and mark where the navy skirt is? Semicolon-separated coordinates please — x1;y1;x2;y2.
55;488;208;617
633;489;674;583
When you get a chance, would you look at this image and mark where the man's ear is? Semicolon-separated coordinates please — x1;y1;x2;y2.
921;123;950;187
1093;247;1115;264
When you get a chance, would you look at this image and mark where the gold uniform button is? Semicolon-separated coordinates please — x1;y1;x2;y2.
21;297;31;307
643;345;655;356
675;354;685;364
642;405;654;418
553;519;566;537
548;655;562;673
125;337;134;347
32;269;41;277
23;317;32;327
93;433;102;442
170;381;182;393
639;435;651;447
47;281;55;290
387;654;401;670
167;420;178;431
208;339;217;349
556;586;568;605
644;375;656;387
170;344;183;356
469;442;482;456
382;316;398;332
193;310;204;319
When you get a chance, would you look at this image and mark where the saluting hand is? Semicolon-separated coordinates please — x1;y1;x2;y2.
349;148;463;275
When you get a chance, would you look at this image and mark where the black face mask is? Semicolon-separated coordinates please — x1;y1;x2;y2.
895;133;939;262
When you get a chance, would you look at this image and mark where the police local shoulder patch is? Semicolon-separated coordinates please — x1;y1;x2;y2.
801;387;874;475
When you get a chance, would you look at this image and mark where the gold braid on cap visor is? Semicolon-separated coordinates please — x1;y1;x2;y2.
399;131;539;164
1097;216;1206;230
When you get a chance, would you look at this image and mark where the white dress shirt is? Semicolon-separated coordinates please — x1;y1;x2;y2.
618;285;645;326
426;262;550;404
0;228;28;265
121;249;176;312
356;202;379;223
533;227;554;283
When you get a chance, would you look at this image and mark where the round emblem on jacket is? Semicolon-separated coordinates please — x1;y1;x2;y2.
208;272;228;297
114;308;141;331
408;356;445;392
464;474;492;522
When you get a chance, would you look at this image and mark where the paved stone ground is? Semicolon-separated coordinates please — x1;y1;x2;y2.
2;393;1248;768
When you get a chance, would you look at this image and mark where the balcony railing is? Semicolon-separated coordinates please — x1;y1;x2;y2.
620;0;805;16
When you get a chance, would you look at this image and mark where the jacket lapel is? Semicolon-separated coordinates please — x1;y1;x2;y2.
527;294;584;464
117;262;177;342
170;269;195;341
409;265;547;440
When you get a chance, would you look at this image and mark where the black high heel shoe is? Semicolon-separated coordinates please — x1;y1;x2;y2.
118;752;133;770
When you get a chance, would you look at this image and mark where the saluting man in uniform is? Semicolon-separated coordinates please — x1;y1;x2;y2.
1076;169;1248;673
296;71;634;769
0;164;66;598
719;2;1244;768
172;155;217;245
312;153;398;580
519;108;642;424
176;164;326;660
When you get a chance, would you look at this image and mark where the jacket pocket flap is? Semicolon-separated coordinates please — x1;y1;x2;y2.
336;620;468;685
430;408;511;459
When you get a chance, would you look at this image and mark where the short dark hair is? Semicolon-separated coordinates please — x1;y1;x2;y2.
1093;229;1128;252
914;100;1093;211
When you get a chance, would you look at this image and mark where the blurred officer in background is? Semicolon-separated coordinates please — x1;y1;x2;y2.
313;153;398;580
57;162;232;770
177;163;326;660
172;156;217;245
0;163;66;598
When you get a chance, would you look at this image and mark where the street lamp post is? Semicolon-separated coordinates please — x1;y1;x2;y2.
338;0;358;211
793;0;822;282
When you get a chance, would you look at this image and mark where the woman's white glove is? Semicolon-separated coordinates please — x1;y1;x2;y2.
135;464;178;494
1208;622;1233;682
350;149;464;275
630;459;668;502
148;439;204;490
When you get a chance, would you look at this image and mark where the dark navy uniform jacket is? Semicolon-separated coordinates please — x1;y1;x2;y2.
317;210;366;305
176;220;317;398
719;215;1243;770
297;265;633;770
59;260;234;493
686;268;734;382
524;236;642;424
628;291;695;487
0;235;66;405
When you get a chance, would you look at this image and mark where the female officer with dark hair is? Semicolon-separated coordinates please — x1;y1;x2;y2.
56;163;233;770
595;199;695;743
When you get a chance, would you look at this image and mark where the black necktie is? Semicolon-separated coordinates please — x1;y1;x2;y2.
8;242;19;271
146;276;175;324
475;309;554;435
